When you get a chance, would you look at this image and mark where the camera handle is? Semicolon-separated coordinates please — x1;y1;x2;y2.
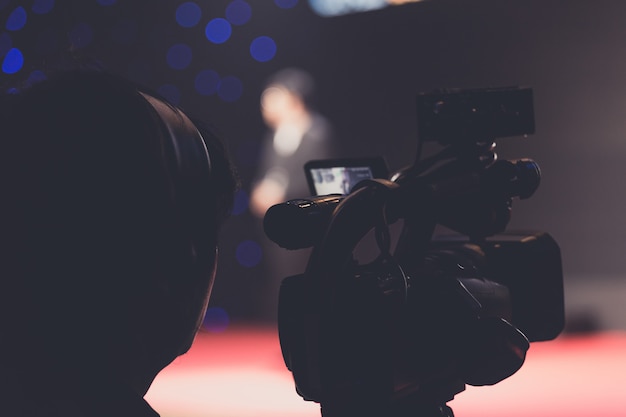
299;179;465;417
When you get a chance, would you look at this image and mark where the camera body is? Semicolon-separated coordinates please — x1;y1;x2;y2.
265;87;564;417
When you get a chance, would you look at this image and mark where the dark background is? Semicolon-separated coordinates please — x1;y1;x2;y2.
2;0;625;326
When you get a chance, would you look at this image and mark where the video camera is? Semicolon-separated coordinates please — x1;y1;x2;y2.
263;87;565;417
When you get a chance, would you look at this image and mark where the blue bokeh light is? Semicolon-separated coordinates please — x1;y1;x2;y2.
218;75;243;102
2;47;23;74
69;22;94;49
0;32;12;58
232;190;249;215
97;0;117;6
32;0;55;14
166;43;192;70
157;84;181;106
26;70;47;86
194;69;220;96
226;0;252;26
6;6;27;31
205;18;232;44
250;36;277;62
176;2;202;28
202;307;230;333
235;240;262;267
275;0;298;8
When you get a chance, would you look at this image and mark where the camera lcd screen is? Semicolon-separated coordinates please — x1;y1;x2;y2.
305;157;388;196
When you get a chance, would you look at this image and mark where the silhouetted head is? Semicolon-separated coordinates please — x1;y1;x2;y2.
0;70;236;397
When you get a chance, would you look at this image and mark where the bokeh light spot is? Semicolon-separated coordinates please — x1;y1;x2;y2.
236;240;262;267
194;69;220;96
0;32;12;58
232;190;249;215
6;6;27;31
205;18;232;44
176;2;202;28
202;307;230;333
250;36;277;62
32;0;55;14
218;75;243;102
166;43;192;70
157;84;181;106
26;70;47;86
2;47;23;74
226;0;252;26
97;0;117;6
69;22;93;49
275;0;298;8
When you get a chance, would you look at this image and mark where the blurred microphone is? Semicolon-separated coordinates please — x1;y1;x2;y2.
432;158;542;238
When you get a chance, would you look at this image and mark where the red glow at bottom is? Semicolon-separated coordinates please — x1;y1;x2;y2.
145;327;626;417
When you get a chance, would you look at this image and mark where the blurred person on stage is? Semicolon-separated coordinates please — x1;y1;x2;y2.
250;68;337;320
0;70;237;417
250;68;335;216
